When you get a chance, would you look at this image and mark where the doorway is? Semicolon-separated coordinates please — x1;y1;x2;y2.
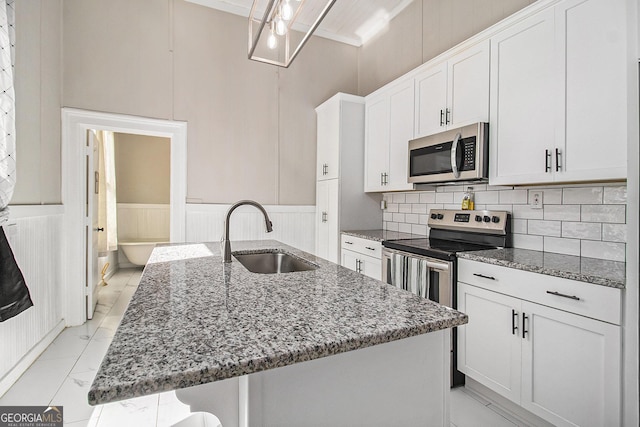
62;108;187;326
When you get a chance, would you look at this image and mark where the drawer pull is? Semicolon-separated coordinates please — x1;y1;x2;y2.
365;246;376;251
473;273;496;280
345;241;353;245
511;309;518;335
546;290;580;301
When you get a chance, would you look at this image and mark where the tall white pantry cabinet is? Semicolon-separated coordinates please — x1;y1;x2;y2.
315;93;382;264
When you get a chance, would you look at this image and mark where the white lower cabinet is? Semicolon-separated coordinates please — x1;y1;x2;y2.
520;301;620;427
458;259;621;427
457;283;522;403
341;250;381;280
340;234;382;280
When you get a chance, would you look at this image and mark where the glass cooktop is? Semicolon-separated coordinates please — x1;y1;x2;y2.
382;238;495;261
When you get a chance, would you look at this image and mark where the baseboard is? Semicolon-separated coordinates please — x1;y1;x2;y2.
0;320;66;398
464;378;555;427
118;262;137;269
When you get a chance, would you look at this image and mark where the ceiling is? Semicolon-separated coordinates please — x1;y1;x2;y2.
184;0;415;46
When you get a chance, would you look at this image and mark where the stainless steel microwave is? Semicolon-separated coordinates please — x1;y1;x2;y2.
408;122;489;184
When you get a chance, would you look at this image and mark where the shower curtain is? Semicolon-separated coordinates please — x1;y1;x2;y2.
0;0;15;222
96;130;118;252
0;0;33;322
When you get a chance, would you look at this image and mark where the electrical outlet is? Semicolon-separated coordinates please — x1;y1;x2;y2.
531;191;543;209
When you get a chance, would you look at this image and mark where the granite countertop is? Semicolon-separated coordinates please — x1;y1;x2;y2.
458;248;625;289
88;240;467;405
341;229;417;242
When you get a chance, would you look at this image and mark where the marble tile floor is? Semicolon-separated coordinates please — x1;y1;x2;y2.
0;268;526;427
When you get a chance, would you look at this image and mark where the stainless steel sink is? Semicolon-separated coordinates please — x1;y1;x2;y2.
232;250;318;274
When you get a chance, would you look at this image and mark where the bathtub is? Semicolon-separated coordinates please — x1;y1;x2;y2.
119;240;168;266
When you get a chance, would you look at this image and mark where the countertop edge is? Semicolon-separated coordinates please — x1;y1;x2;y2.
88;313;468;406
458;252;625;289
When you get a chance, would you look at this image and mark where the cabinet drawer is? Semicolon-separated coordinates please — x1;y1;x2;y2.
341;234;382;259
458;259;621;325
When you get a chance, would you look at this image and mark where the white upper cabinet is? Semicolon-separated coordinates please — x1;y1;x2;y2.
315;93;382;263
489;9;557;185
387;79;415;191
364;96;389;192
490;0;627;185
316;98;341;181
415;41;490;139
364;78;415;192
414;62;448;138
557;0;627;181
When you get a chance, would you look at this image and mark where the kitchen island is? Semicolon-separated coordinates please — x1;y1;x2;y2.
88;240;467;426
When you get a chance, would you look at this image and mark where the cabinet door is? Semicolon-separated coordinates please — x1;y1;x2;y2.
489;8;557;185
364;95;389;192
556;0;627;182
387;79;415;191
315;179;330;260
448;41;490;129
316;99;340;181
341;249;358;272
315;179;339;262
359;254;382;281
521;301;621;427
457;282;522;404
414;62;447;138
325;179;340;264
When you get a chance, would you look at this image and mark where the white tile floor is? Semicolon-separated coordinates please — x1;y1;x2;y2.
0;269;526;427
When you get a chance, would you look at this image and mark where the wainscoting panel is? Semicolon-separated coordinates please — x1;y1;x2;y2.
0;206;64;396
117;203;170;241
186;204;316;255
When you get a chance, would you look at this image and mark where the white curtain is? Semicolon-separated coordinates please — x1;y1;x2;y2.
0;0;16;226
96;130;118;252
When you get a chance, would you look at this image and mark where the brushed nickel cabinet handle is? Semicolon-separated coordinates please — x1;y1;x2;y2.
473;273;495;280
546;290;580;301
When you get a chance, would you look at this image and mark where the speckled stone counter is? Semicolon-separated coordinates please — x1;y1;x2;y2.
458;248;625;288
88;240;467;405
341;229;416;242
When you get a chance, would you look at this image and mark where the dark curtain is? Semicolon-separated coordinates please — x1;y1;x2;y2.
0;226;32;321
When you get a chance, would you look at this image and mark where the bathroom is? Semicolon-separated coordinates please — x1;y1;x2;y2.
96;131;171;279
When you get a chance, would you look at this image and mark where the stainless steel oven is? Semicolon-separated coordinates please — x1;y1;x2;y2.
382;209;512;388
381;249;452;307
408;122;488;184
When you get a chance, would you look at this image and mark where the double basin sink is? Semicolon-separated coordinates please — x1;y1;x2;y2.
232;250;318;274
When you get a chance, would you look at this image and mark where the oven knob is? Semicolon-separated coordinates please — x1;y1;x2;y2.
475;215;482;222
437;214;444;220
430;213;438;219
483;215;491;223
492;216;500;223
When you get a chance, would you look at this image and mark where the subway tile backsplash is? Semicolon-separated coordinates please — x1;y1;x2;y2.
382;183;627;262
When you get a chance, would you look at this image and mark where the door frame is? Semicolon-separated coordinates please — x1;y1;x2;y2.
61;108;187;326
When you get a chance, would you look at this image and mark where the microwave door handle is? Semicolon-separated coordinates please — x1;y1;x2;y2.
450;132;462;178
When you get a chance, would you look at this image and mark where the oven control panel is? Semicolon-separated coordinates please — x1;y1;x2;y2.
428;209;509;235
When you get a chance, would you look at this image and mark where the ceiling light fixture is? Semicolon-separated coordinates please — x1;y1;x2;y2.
248;0;337;68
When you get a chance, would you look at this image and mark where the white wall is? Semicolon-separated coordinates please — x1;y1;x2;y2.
11;0;62;204
61;0;359;206
0;207;65;397
114;133;171;204
357;0;536;95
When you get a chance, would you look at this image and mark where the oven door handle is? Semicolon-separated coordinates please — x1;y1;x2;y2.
426;260;450;271
450;132;462;178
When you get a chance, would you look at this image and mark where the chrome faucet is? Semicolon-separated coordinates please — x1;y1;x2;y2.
223;200;273;263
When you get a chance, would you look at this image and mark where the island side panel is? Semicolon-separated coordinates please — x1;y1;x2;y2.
249;331;450;426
